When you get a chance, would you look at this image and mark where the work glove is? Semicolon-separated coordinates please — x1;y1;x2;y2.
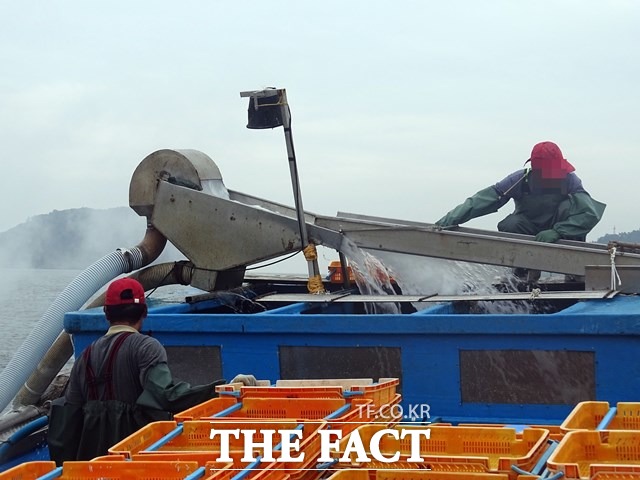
435;216;456;228
535;229;560;243
230;374;258;386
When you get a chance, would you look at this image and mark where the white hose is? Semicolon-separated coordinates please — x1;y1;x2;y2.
0;248;145;413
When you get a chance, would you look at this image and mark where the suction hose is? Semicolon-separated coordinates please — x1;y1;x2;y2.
85;260;196;308
9;260;192;409
2;227;167;413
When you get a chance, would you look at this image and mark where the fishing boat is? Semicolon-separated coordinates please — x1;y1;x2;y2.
1;88;640;479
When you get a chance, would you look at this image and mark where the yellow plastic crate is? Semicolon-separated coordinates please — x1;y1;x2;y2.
561;401;640;432
334;424;549;478
0;461;57;480
547;430;640;479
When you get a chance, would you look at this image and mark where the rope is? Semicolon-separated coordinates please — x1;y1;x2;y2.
610;246;622;290
307;274;325;294
529;288;541;300
303;243;318;261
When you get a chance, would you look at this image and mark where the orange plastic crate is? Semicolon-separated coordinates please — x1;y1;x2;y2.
90;454;128;461
561;401;640;432
110;419;326;473
177;396;351;420
372;394;405;426
51;460;201;479
174;396;240;422
326;469;511;480
176;397;374;435
349;379;400;408
217;378;399;410
204;460;288;480
288;468;325;480
588;473;640;479
133;454;293;480
0;461;57;480
333;424;549;478
111;420;302;456
547;430;640;479
457;423;566;443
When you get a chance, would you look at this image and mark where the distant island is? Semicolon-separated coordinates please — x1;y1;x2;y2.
0;207;183;269
0;207;638;269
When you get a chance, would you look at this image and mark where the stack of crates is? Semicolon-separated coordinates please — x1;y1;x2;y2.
545;401;640;479
108;419;316;479
560;401;640;433
326;470;512;480
329;424;550;479
174;395;374;436
0;458;226;480
212;378;401;426
0;461;57;480
108;378;401;480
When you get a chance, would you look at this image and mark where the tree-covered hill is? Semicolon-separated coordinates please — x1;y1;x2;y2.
0;207;181;269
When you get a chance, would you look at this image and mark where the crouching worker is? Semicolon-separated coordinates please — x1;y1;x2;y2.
436;141;606;281
48;277;257;464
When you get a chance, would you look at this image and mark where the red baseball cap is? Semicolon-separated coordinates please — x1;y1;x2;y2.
105;278;146;306
528;141;575;179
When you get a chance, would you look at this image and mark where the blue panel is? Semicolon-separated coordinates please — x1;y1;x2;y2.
63;295;640;424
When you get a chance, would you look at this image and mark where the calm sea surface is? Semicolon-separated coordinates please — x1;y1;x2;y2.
0;268;204;373
0;268;81;372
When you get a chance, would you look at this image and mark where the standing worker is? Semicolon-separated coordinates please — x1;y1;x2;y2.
48;277;256;463
435;141;606;280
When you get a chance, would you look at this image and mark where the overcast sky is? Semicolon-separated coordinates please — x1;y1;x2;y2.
2;1;638;255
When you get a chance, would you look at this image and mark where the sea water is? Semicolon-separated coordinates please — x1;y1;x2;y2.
0;268;81;372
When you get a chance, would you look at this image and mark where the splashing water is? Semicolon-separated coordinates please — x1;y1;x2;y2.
339;240;401;314
339;237;533;315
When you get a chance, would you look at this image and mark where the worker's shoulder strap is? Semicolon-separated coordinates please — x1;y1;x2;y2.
83;332;135;401
499;168;530;199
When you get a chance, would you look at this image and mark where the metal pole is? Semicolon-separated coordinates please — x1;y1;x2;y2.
240;88;324;293
278;90;324;292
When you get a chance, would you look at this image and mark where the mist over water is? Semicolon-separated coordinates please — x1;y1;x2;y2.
0;207;187;270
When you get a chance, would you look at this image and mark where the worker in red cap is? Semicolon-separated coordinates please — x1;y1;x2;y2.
436;141;605;279
48;277;256;463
